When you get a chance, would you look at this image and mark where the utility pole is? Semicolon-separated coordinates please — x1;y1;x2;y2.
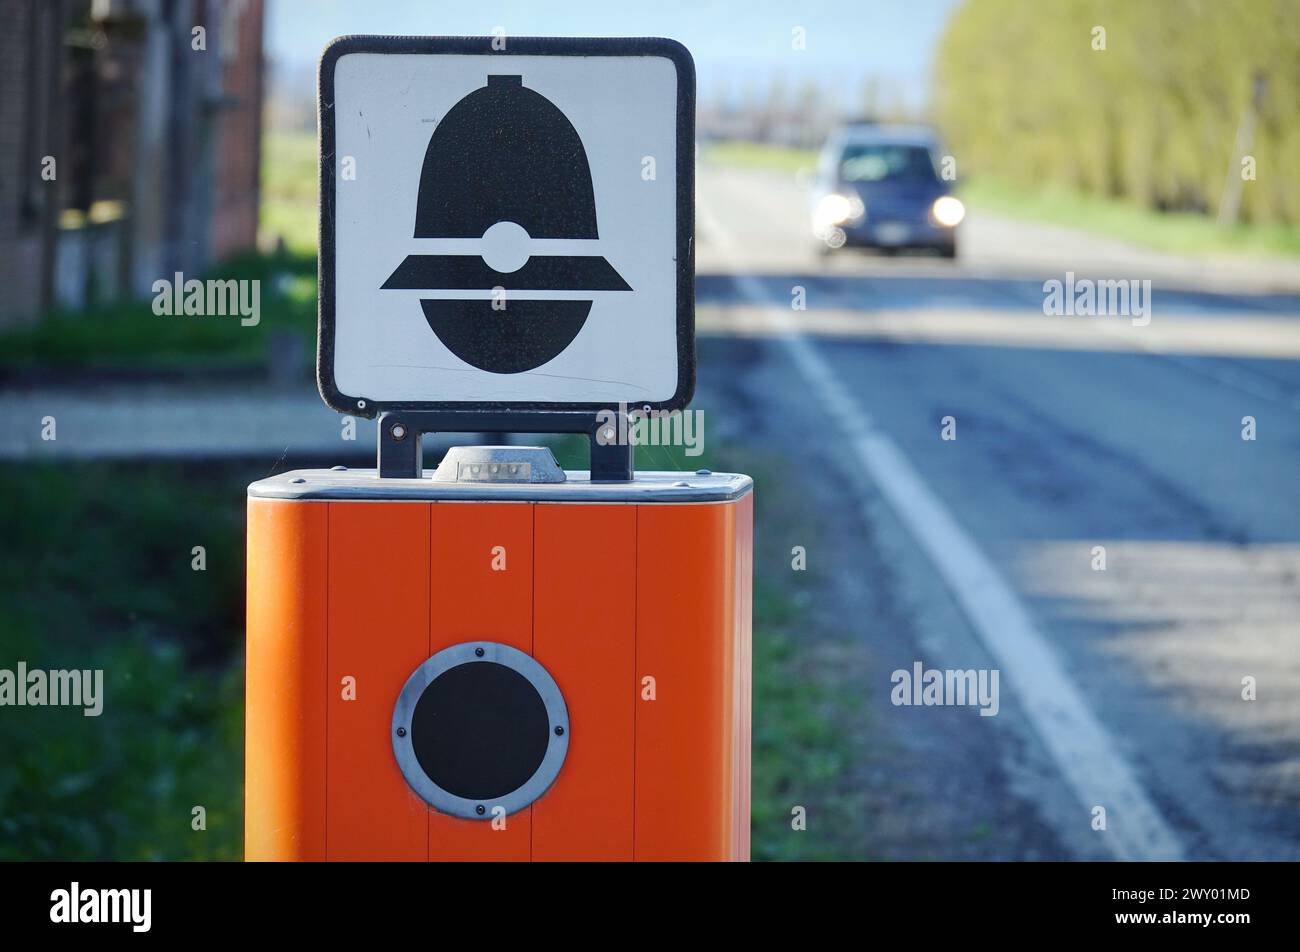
1217;71;1267;228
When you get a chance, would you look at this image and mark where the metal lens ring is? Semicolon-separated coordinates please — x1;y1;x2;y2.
391;641;569;819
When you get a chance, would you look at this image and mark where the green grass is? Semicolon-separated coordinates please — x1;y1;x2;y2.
702;140;817;175
0;251;317;374
261;130;319;255
0;462;248;860
958;176;1300;260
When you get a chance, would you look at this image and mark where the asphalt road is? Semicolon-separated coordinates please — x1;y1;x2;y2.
695;161;1300;860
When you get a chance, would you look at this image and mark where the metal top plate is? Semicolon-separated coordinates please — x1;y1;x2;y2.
248;468;752;503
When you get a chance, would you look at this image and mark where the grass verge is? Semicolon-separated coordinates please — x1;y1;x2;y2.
702;140;817;175
0;250;317;375
958;176;1300;260
261;130;319;256
0;461;248;860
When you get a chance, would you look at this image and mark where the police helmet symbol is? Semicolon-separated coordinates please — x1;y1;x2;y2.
383;75;631;374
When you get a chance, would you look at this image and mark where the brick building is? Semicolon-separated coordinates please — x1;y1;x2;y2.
0;0;265;327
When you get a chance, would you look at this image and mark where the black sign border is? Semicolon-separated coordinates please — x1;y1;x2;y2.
317;35;696;418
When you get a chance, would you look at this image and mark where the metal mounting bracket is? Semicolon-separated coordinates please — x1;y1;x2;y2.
376;409;634;481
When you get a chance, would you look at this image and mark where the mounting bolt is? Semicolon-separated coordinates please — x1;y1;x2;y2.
474;647;485;657
396;727;406;737
476;804;486;816
390;422;407;441
554;725;565;736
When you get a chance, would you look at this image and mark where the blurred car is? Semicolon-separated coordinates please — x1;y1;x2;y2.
809;123;963;258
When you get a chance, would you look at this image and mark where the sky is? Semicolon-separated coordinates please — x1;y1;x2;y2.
266;0;960;112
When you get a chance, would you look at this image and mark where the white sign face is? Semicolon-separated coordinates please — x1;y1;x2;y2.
318;37;695;413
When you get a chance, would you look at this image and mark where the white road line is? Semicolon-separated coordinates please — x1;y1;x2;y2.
698;199;1186;861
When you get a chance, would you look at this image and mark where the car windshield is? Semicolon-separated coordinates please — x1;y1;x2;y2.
838;144;937;183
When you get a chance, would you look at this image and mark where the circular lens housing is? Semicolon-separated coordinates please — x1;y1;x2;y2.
392;642;569;819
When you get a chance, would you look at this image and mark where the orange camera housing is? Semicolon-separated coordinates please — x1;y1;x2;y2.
245;466;752;861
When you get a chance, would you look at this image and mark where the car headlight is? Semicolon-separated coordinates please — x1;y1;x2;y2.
814;193;862;227
931;195;965;227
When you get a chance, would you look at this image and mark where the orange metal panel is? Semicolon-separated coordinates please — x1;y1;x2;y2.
245;498;328;861
423;811;532;862
427;502;534;861
634;501;748;861
327;502;431;860
532;504;636;861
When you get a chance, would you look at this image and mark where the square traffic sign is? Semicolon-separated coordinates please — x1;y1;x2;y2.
318;36;695;416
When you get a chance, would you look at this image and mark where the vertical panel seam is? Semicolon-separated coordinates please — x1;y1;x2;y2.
632;504;639;862
530;502;536;863
428;504;434;863
323;502;330;861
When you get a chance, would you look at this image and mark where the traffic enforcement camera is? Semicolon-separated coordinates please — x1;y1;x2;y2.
244;35;753;861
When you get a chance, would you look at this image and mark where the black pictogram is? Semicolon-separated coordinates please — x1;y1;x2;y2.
383;75;631;374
